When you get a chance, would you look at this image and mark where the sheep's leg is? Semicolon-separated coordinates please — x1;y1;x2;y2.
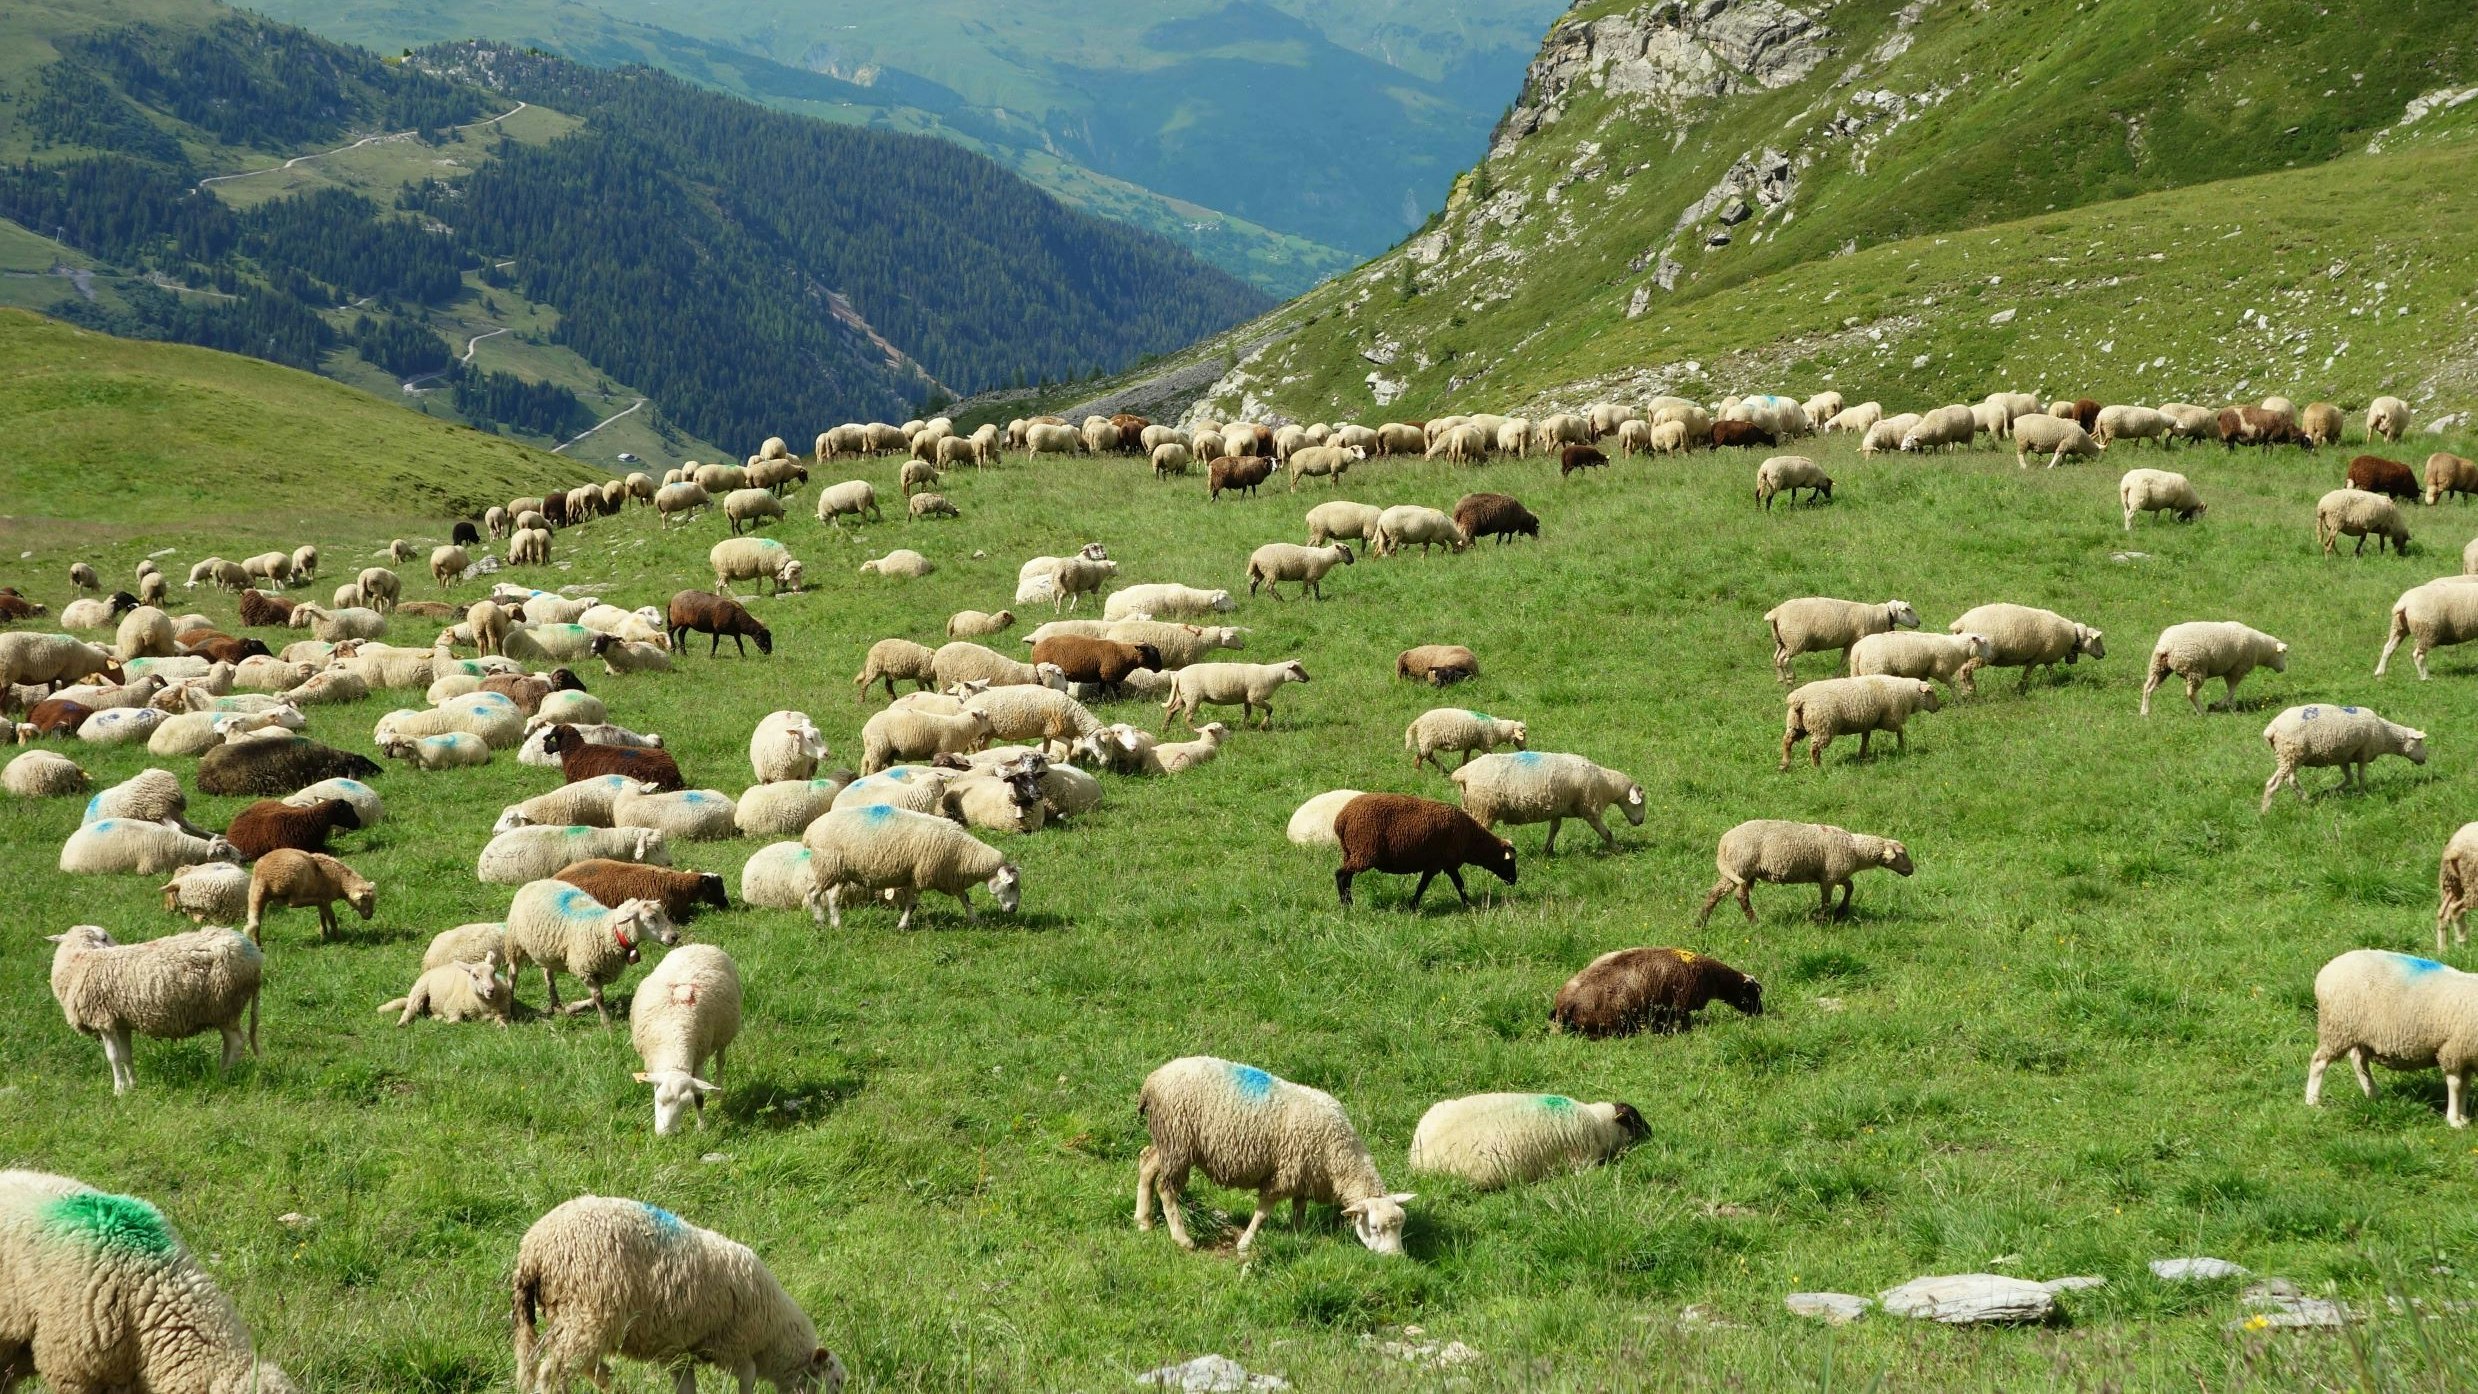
1235;1191;1276;1251
2450;1071;2468;1129
1407;870;1435;907
1778;727;1799;773
1291;1196;1308;1227
1542;818;1561;856
667;1364;699;1394
1334;869;1355;907
1445;867;1471;906
1810;733;1830;768
318;903;337;940
1136;1148;1159;1229
1157;1173;1197;1249
587;982;611;1026
955;888;978;925
2416;645;2432;681
1856;731;1872;759
1584;809;1615;850
2261;762;2294;812
2350;1047;2376;1098
102;1027;135;1095
219;1024;245;1075
2306;1046;2335;1105
1814;883;1836;922
539;964;563;1016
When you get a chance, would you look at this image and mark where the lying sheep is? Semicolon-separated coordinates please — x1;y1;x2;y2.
734;777;850;837
1161;659;1309;731
1373;505;1469;557
510;1196;843;1393
494;774;657;832
1764;597;1920;684
750;710;828;781
593;635;674;675
946;609;1014;640
1143;721;1227;775
1332;792;1517;909
1948;603;2106;692
2318;487;2411;556
225;796;360;859
2306;948;2478;1127
2261;703;2428;810
738;841;818;911
1697;819;1913;924
1781;676;1941;769
2142;621;2288;714
831;764;959;816
1396;644;1479;686
1405;709;1527;773
1405;1093;1646;1190
505;879;678;1022
477;824;669;884
611;787;737;842
1552;946;1765;1036
1449;751;1643;854
557;860;730;924
0;632;120;692
60;819;238;876
5;748;90;797
380;956;513;1026
945;770;1044;832
47;924;263;1094
1106;583;1236;622
2013;414;2103;468
801;805;1021;929
75;706;166;746
1246;543;1354;601
2378;579;2478;679
1755;455;1832;509
1850;630;1992;698
80;767;205;834
861;707;993;773
2119;468;2205;529
1136;1055;1412;1254
290;603;387;642
852;639;940;703
630;943;741;1134
380;731;490;770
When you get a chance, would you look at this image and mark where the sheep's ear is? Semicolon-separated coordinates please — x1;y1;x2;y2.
690;1077;720;1098
43;934;65;943
632;1071;654;1084
1386;1192;1416;1205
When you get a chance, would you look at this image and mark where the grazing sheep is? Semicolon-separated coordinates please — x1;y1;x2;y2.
244;849;374;942
859;548;936;580
1395;643;1479;687
862;707;993;772
654;481;712;525
1781;675;1941;769
1209;455;1277;500
1448;751;1644;854
1560;444;1610;478
1405;709;1527;773
430;544;470;591
2094;405;2175;447
1135;1056;1412;1255
477;824;670;885
2221;404;2306;449
2348;455;2421;501
1947;603;2106;692
1755;455;1831;509
710;537;804;596
1552;946;1765;1036
2378;579;2478;679
380;955;512;1026
2141;621;2289;715
2425;452;2478;505
1332;792;1516;909
1246;542;1355;601
1405;1093;1646;1189
46;925;264;1095
2306;949;2478;1127
2119;468;2206;529
1105;583;1236;622
1286;444;1360;490
628;943;741;1134
1105;620;1244;671
158;860;253;924
1160;659;1308;731
1696;819;1913;926
946;609;1014;640
1849;630;1992;699
1764;597;1921;684
60;819;238;876
800;805;1021;929
1821;402;1883;436
814;479;883;528
2318;487;2411;556
908;491;959;521
2260;703;2428;810
724;488;786;535
667;591;773;658
2435;823;2478;953
1453;493;1539;545
505;880;678;1022
1900;406;1976;453
853;639;940;703
1373;505;1469;557
1859;414;1922;456
2368;395;2410;444
1306;500;1384;547
509;1196;843;1394
5;747;88;797
2299;402;2345;447
68;561;100;593
2012;414;2103;468
611;787;738;841
358;567;402;610
225;796;361;859
559;859;729;923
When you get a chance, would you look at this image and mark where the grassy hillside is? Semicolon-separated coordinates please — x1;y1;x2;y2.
0;308;599;550
10;413;2478;1386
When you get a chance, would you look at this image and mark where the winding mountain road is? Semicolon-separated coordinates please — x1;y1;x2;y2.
555;399;647;454
198;103;529;191
402;326;510;393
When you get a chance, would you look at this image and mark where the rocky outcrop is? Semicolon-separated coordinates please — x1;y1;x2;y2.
1494;1;1829;158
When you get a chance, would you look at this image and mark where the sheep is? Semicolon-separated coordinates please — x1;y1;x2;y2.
495;774;658;833
225;796;360;859
1208;455;1277;501
610;787;737;841
2379;578;2478;679
1846;630;1990;700
694;462;751;494
1895;405;1974;454
1404;1093;1646;1190
725;842;818;914
426;544;469;592
5;747;88;797
2435;824;2478;953
2368;395;2410;444
963;682;1106;756
416;923;511;973
75;705;167;746
1947;603;2106;692
1448;751;1644;854
2012;414;2104;468
617;943;744;1136
2221;404;2306;449
1373;505;1469;557
1697;820;1912;930
2293;401;2345;447
2139;621;2288;716
380;730;490;769
0;632;120;692
732;777;848;838
938;610;1014;645
654;481;712;525
281;668;370;707
529;723;677;785
943;769;1045;832
1396;643;1479;686
931;640;1068;692
831;764;960;817
231;654;312;691
1043;554;1115;610
858;548;935;581
1453;493;1539;545
58;593;136;630
1029;635;1161;694
505;880;678;1022
1781;675;1941;769
1134;1055;1413;1255
862;707;993;772
1283;789;1364;849
242;848;374;942
850;638;939;703
1106;584;1236;622
1286;443;1360;489
1859;413;1922;456
380;954;513;1026
1764;597;1921;684
1612;419;1654;455
358;566;402;610
1246;543;1354;601
2094;405;2173;447
1552;946;1765;1036
586;634;671;676
1820;402;1884;437
1398;709;1524;775
722;488;787;537
68;560;101;593
709;537;804;596
1305;500;1384;548
800;805;1021;929
59;819;238;876
2348;454;2421;502
509;1196;844;1394
2318;487;2412;556
2119;468;2206;528
45;924;264;1095
1107;620;1245;671
2420;452;2478;507
667;591;773;658
2158;402;2217;442
478;824;670;885
1754;454;1832;510
2306;949;2478;1127
158;860;252;926
558;858;730;924
336;645;433;690
289;603;387;642
1137;721;1226;775
2260;703;2428;810
1331;792;1516;909
1160;659;1308;731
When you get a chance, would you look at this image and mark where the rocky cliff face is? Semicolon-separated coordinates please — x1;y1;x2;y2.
1494;0;1829;158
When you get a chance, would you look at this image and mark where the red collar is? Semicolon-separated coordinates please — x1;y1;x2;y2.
611;922;637;951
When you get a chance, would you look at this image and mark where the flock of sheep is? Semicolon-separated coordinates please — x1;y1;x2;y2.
4;383;2478;1388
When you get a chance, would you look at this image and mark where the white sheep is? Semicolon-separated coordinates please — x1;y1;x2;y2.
1373;505;1469;557
858;548;935;579
60;819;239;876
800;805;1020;929
1305;499;1384;547
710;537;805;595
750;710;828;782
1044;554;1116;610
81;769;205;837
47;924;261;1094
1161;659;1309;730
1405;1093;1646;1189
1135;1055;1411;1255
477;825;669;884
1859;413;1922;456
814;478;882;526
630;943;742;1134
1755;455;1832;509
655;480;711;524
1105;583;1236;621
1849;630;1992;698
510;1196;844;1394
379;727;491;771
612;788;739;841
2307;949;2477;1127
930;641;1068;691
5;748;89;797
830;765;959;816
596;637;674;675
1144;721;1228;774
1405;708;1527;773
1106;620;1246;670
1899;404;1976;453
2260;703;2428;810
379;956;513;1026
963;685;1105;751
2317;488;2410;556
860;707;993;773
494;774;656;832
2119;468;2205;529
1696;818;1914;924
1246;543;1355;601
2367;395;2410;444
113;605;175;661
2377;579;2478;679
735;778;849;837
946;609;1015;640
738;842;818;912
852;638;940;702
1780;675;1942;769
284;776;383;828
289;603;387;642
75;706;165;746
2012;414;2103;468
2095;405;2174;447
1763;597;1921;684
723;487;785;535
1449;751;1644;853
2141;621;2288;715
505;879;678;1022
1822;402;1883;435
1286;443;1361;489
1948;603;2106;691
1285;789;1364;848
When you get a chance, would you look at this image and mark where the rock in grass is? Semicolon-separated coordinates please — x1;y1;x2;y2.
1877;1273;2056;1324
1784;1292;1871;1323
2041;1275;2108;1293
2232;1280;2354;1331
2150;1257;2249;1282
1136;1355;1288;1391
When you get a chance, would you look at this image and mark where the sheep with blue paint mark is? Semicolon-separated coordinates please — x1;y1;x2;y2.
735;777;853;837
59;819;239;876
612;787;739;842
2308;948;2478;1127
1135;1055;1413;1255
1405;708;1527;773
495;775;658;833
504;879;679;1023
1448;751;1644;854
830;765;961;817
1406;1093;1647;1190
477;825;670;885
2260;703;2427;811
739;841;820;912
381;730;491;770
799;805;1020;930
79;768;206;836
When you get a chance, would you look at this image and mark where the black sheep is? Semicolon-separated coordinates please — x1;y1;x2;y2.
1550;947;1764;1037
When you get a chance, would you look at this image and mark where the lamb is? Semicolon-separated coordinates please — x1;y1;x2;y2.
505;880;678;1021
2379;579;2478;679
1453;493;1539;545
1106;583;1236;621
862;707;994;772
724;488;786;535
380;954;513;1026
711;537;804;596
1551;946;1765;1036
2347;454;2421;501
800;805;1021;929
932;640;1068;691
2260;703;2428;810
1373;505;1469;557
2118;468;2206;530
1404;1093;1646;1190
2318;487;2411;556
5;747;88;797
1850;630;1992;698
1696;819;1913;925
1396;643;1479;686
1139;721;1227;775
478;824;670;884
510;1195;844;1394
1108;620;1246;670
1947;603;2107;692
0;1170;297;1390
1780;675;1941;769
1305;500;1383;547
1448;751;1644;854
814;479;882;528
225;796;361;859
946;609;1014;640
559;858;729;923
46;924;264;1094
2012;414;2104;468
59;819;239;876
859;548;936;580
612;787;738;841
243;848;375;942
1161;659;1309;731
668;591;773;658
2368;395;2410;444
2306;949;2478;1127
1754;454;1832;509
1763;597;1921;684
2140;621;2288;715
852;639;940;702
1246;542;1355;600
1134;1055;1413;1255
1331;792;1517;908
159;860;252;925
1405;709;1527;773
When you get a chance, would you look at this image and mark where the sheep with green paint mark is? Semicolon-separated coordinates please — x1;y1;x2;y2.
504;879;679;1023
735;778;852;837
1406;1093;1647;1189
47;924;262;1095
2308;948;2478;1127
739;841;821;912
1449;751;1644;854
1135;1055;1412;1255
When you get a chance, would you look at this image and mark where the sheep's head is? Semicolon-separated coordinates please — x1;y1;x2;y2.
2403;728;2431;765
987;862;1023;914
1726;974;1766;1017
1208;590;1238;611
630;828;672;868
1608;1102;1650;1140
618;897;680;947
1879;840;1915;876
1033;662;1069;691
2074;626;2106;660
636;1069;720;1136
1280;661;1310;684
1914;682;1941;713
203;835;243;864
1482;837;1518;885
1958;632;1996;662
1617;781;1648;827
1340;1193;1415;1256
1885;600;1921;630
2266;641;2291;673
492;804;532;834
787;1349;848;1394
1333;544;1356;566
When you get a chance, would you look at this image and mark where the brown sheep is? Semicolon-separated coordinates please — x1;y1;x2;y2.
1452;493;1539;544
666;590;773;658
236;589;297;628
20;699;94;736
481;669;586;716
1559;444;1609;478
179;634;271;664
245;848;376;942
0;590;45;622
1550;947;1764;1037
2426;452;2478;505
555;858;728;921
1111;414;1151;450
1396;644;1479;686
2219;406;2305;449
1712;421;1776;449
2347;454;2420;501
1031;636;1162;691
1207;455;1276;500
540;723;684;791
225;797;362;860
1332;792;1517;909
2072;397;2101;432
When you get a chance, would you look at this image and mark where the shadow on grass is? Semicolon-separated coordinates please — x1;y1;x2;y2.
715;1070;858;1129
